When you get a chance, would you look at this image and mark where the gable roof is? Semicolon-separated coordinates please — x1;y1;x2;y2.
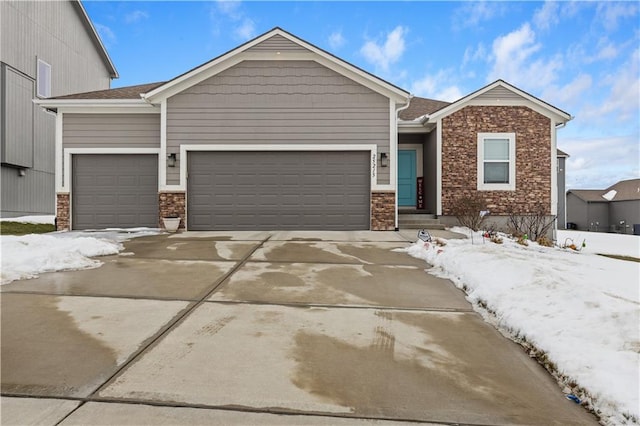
557;149;570;157
568;178;640;202
143;27;409;103
425;80;572;125
71;0;118;79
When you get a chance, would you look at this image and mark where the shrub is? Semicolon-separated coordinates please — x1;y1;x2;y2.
537;236;554;247
450;193;488;231
507;202;556;241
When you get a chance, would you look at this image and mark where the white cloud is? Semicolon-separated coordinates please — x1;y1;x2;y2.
94;23;116;47
462;43;487;67
328;30;345;50
562;134;640;189
452;1;506;29
124;10;148;24
533;1;559;30
487;23;562;90
543;73;592;107
360;26;407;72
410;71;464;102
592;48;640;122
234;18;255;40
596;2;639;31
216;0;242;20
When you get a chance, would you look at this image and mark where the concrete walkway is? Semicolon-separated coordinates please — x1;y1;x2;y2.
1;231;597;425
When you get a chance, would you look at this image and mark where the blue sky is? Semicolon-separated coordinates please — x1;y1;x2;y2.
84;1;639;190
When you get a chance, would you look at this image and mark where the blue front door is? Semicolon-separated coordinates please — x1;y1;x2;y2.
398;150;416;207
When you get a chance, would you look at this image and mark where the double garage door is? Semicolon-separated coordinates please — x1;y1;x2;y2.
187;151;371;230
71;151;371;230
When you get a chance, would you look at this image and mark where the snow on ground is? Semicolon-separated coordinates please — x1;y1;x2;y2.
0;228;161;285
401;229;640;425
0;215;55;224
557;229;639;258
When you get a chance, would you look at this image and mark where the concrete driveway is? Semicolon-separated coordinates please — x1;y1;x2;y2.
1;230;597;425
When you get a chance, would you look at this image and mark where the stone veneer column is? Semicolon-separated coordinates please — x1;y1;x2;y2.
56;193;70;231
159;192;186;230
370;191;396;231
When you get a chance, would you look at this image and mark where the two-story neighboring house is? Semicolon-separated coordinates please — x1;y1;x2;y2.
0;0;117;218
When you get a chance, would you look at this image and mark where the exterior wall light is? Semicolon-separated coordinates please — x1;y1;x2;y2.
167;153;177;167
18;168;26;177
380;152;389;168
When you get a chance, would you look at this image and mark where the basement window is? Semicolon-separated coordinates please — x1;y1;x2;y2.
477;133;516;191
37;59;51;98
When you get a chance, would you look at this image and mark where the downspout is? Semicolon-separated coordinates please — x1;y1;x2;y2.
394;95;413;231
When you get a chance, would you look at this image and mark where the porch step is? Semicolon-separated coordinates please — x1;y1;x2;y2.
398;213;446;230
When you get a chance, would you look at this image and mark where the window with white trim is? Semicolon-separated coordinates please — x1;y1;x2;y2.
37;59;51;98
477;133;516;191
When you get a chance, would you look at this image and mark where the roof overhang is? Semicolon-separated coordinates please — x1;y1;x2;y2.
71;0;118;79
143;28;409;104
398;120;435;133
424;80;572;125
34;98;158;113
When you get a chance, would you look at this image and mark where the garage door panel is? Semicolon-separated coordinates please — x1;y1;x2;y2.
72;154;158;230
188;150;370;230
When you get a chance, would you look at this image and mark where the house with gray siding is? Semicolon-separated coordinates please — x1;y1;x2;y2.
567;179;640;234
0;0;117;218
37;28;572;233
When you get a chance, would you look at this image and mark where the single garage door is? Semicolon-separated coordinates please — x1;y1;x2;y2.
72;154;158;230
188;151;370;230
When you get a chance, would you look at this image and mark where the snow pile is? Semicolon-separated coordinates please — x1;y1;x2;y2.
0;228;161;285
401;230;640;425
1;234;121;284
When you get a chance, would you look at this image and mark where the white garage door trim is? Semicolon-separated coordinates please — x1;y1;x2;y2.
63;148;161;192
159;144;392;192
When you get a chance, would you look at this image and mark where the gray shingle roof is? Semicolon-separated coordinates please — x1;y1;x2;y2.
399;96;450;121
568;179;640;202
50;82;166;100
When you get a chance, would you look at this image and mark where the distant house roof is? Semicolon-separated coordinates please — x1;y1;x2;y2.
568;178;640;202
50;82;165;100
568;190;608;202
71;0;118;79
557;149;569;157
399;96;450;121
604;178;640;201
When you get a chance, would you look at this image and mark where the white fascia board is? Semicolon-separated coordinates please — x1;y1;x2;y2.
428;80;572;124
398;121;430;134
63;148;160;192
174;144;386;191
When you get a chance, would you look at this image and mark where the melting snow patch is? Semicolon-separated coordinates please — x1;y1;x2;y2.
398;230;640;425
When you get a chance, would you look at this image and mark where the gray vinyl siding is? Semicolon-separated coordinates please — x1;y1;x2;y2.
0;167;54;217
475;86;523;102
1;0;113;217
609;201;640;233
63;114;161;148
245;35;308;53
557;156;566;228
0;1;112;96
2;66;33;167
166;60;390;186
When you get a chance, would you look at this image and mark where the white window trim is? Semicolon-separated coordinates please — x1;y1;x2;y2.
477;132;516;191
36;59;51;98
